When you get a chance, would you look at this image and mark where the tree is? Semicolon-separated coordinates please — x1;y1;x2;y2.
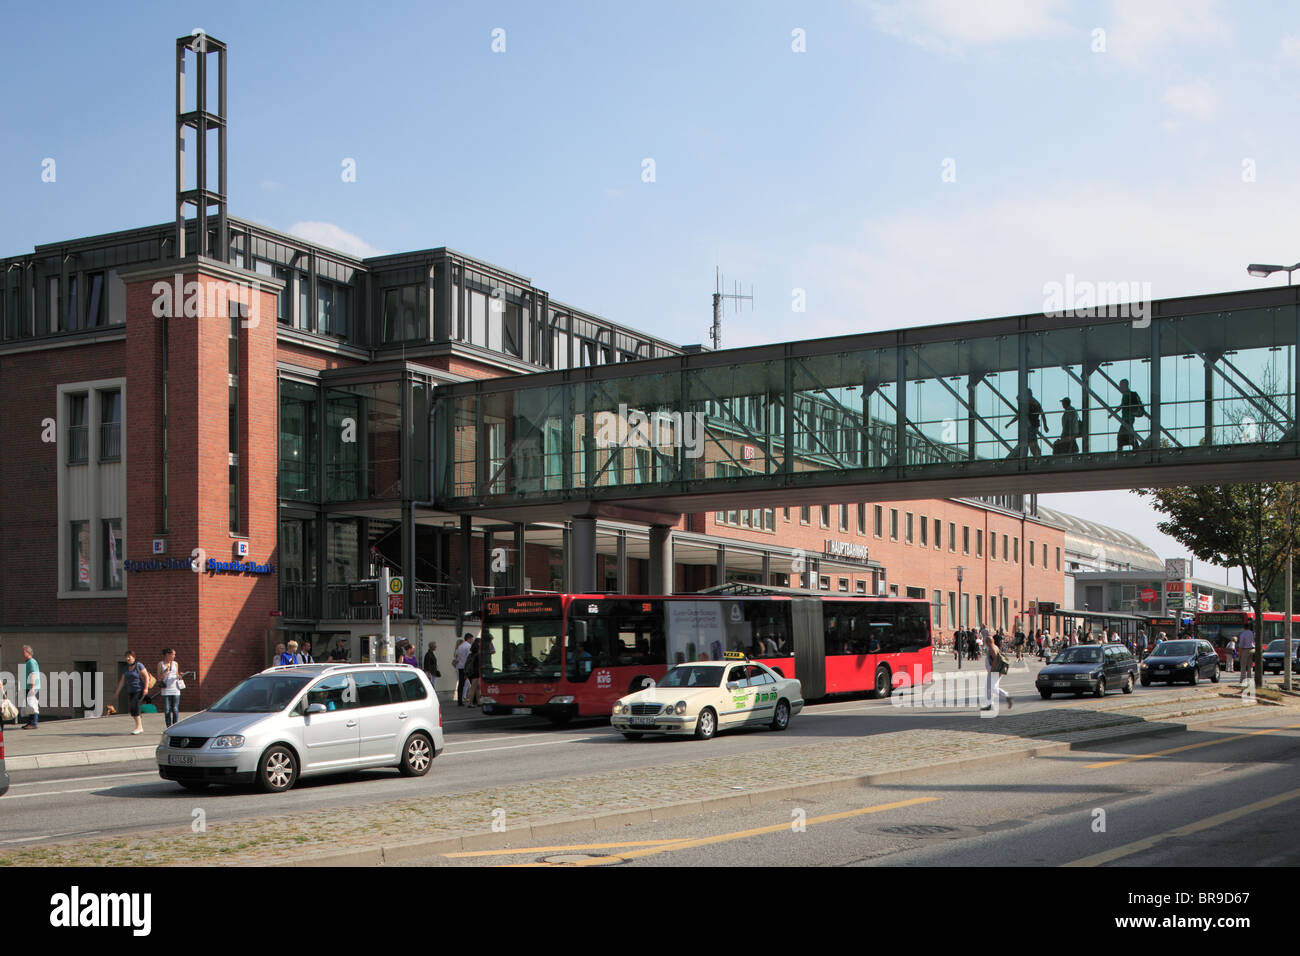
1134;483;1300;687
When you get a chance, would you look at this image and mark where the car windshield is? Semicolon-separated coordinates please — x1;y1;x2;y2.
1152;641;1196;657
1052;647;1102;664
1266;640;1288;651
656;665;724;688
209;674;312;713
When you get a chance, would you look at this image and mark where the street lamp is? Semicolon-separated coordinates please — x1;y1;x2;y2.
956;565;966;632
1247;262;1300;284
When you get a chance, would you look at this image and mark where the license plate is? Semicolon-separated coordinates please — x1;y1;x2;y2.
169;754;196;766
511;707;531;715
1053;681;1071;687
629;717;656;727
1154;669;1168;674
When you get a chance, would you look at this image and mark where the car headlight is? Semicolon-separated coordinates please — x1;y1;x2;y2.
159;734;170;747
1090;670;1103;679
1177;662;1192;668
612;702;623;715
675;701;687;715
211;735;245;748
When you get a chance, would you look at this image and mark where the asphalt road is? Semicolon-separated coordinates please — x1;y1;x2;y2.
399;708;1300;867
0;659;1255;850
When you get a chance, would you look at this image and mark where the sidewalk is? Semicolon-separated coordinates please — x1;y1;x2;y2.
0;691;532;771
0;685;1283;867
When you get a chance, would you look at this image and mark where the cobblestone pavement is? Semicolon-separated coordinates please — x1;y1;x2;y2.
0;689;1271;867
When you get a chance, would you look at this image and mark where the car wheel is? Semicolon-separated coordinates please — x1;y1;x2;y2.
770;699;791;731
399;732;434;777
694;707;717;740
873;665;892;699
1210;666;1219;684
1190;668;1199;686
621;732;643;740
1140;675;1151;687
257;746;298;793
1039;690;1052;700
1093;678;1106;698
179;780;210;792
1122;674;1134;694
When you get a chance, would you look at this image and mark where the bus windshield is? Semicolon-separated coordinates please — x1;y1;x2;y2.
483;619;564;684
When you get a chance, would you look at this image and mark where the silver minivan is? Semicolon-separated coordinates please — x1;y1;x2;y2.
156;663;443;793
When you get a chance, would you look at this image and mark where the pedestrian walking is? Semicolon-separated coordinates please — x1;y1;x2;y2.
156;647;185;728
111;651;153;735
1006;389;1049;457
1238;624;1255;684
1227;636;1237;672
982;638;1013;713
1053;397;1081;454
454;633;473;706
464;637;482;707
423;641;441;687
1115;378;1147;451
19;645;40;730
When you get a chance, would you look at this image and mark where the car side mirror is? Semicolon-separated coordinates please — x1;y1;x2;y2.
305;702;327;715
726;681;741;691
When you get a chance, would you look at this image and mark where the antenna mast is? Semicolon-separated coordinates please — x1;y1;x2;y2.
711;267;753;350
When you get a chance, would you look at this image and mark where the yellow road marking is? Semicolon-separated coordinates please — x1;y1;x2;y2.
1085;722;1300;769
446;839;687;859
1064;786;1300;867
536;796;940;867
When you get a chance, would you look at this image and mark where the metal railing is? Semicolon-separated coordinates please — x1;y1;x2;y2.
99;422;121;461
280;582;506;621
67;425;88;464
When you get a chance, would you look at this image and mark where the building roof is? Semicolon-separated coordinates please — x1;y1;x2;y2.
1035;505;1161;560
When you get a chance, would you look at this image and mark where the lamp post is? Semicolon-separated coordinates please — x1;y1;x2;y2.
956;565;966;633
1247;262;1300;285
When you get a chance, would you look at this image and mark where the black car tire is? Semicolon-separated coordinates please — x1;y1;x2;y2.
257;745;298;793
1039;690;1052;700
399;732;434;777
770;699;791;732
694;707;717;740
1122;673;1134;694
1141;675;1151;687
1094;677;1106;698
1210;666;1219;684
1190;668;1199;686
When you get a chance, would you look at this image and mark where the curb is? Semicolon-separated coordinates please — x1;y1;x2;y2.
276;702;1257;868
7;744;158;771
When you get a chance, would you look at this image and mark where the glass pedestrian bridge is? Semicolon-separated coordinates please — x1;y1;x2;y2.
434;286;1300;522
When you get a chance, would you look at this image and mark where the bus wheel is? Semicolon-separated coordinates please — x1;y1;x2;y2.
770;699;791;731
873;666;892;699
694;708;717;740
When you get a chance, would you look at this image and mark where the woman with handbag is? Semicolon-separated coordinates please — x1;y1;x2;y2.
982;637;1013;713
112;651;154;735
156;648;185;728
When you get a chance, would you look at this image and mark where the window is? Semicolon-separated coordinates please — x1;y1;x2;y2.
874;506;883;537
67;393;88;464
382;284;426;342
839;504;849;532
70;521;90;591
48;276;60;332
857;504;865;535
905;512;914;543
991;533;997;559
933;589;943;629
890;509;898;540
1029;540;1035;565
838;577;849;592
976;529;983;557
963;526;970;554
949;523;956;552
948;591;956;629
784;507;790;522
1013;538;1019;563
297;273;310;330
317;280;350;337
800;506;810;525
975;595;983;627
1043;543;1049;567
819;575;830;590
86;271;106;327
352;671;392;707
1056;546;1061;571
856;580;867;594
99;389;121;462
934;518;941;550
820;505;830;528
920;517;928;546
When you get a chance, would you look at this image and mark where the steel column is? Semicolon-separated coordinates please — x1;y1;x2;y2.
572;517;597;593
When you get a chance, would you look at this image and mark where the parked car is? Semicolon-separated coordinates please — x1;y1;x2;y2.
1262;639;1300;675
611;656;803;740
1140;640;1220;686
156;663;443;793
1036;644;1138;698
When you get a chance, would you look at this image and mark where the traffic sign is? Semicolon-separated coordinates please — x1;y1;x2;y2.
389;576;404;595
388;593;404;616
1140;588;1157;602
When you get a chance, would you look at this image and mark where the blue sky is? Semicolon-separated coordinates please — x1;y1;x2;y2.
4;0;1298;580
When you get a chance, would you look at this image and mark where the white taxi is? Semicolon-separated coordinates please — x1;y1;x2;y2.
611;654;803;740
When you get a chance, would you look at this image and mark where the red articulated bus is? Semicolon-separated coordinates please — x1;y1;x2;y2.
1195;609;1300;670
478;589;933;724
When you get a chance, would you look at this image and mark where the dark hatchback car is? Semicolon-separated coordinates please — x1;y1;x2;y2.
1140;640;1220;686
1037;644;1138;698
1262;639;1300;674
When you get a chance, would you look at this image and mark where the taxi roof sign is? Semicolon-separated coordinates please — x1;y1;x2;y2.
722;650;748;660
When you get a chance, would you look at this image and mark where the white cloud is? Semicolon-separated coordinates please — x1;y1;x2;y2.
1104;0;1230;66
1162;79;1220;120
863;0;1072;55
284;221;385;259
